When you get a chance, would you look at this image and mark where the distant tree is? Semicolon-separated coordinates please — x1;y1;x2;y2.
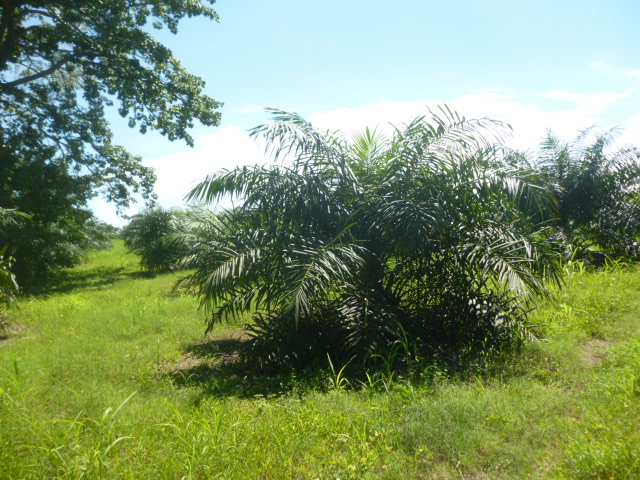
533;129;640;261
0;1;222;287
184;108;563;372
122;207;190;273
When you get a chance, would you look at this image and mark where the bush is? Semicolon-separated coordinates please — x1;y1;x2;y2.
122;207;190;273
0;246;19;338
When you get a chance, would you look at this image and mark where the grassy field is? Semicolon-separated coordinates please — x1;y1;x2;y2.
1;240;640;479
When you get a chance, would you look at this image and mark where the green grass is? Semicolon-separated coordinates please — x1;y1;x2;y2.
2;240;640;478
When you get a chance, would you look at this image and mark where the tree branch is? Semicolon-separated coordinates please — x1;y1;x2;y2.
0;55;73;88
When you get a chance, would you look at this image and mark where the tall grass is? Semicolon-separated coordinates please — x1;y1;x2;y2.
1;240;639;478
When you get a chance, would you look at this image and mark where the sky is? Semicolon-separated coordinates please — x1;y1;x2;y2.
91;0;640;226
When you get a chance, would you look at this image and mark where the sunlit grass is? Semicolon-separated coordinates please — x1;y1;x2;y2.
1;240;639;478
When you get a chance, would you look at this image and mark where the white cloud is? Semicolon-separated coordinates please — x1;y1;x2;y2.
309;100;428;134
536;89;633;116
628;71;640;80
617;114;640;147
146;125;265;206
92;90;639;227
309;89;632;152
88;198;138;227
92;125;266;226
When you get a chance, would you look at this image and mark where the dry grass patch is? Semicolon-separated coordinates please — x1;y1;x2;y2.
581;338;614;367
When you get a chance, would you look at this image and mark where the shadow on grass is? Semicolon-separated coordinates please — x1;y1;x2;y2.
164;334;544;399
165;336;325;398
34;265;154;295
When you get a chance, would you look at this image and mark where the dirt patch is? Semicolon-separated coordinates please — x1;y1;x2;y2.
0;319;27;342
581;338;613;366
171;355;203;372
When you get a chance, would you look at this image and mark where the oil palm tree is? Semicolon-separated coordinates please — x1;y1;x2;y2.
534;129;640;261
183;107;563;371
122;207;190;273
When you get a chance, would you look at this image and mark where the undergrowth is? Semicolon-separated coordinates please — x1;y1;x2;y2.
1;240;639;479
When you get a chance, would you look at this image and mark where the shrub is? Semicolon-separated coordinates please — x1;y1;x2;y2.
122;207;190;273
182;108;564;373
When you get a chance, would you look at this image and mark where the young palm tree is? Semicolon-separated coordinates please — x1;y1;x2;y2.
183;108;563;372
122;207;190;273
534;129;640;260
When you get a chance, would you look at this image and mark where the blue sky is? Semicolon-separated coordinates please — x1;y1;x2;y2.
94;0;640;225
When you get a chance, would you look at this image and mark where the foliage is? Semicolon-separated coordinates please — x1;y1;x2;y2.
0;245;18;336
530;129;640;261
123;206;225;274
0;207;28;334
0;207;30;226
85;219;119;251
184;108;564;372
1;209;118;289
0;0;222;288
122;207;190;273
168;206;229;270
0;246;18;305
1;198;114;292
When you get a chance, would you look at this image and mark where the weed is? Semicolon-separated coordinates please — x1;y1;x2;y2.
327;354;352;391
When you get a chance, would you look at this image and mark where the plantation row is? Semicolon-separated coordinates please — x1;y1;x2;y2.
114;109;640;375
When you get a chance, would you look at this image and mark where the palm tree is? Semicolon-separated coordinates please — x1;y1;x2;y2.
534;129;640;261
183;108;563;372
122;207;190;273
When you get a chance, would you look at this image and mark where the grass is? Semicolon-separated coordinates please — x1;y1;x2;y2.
1;240;640;478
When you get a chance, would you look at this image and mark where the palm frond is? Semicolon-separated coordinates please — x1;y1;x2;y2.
181;106;565;373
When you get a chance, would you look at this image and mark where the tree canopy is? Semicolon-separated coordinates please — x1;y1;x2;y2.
0;0;222;286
